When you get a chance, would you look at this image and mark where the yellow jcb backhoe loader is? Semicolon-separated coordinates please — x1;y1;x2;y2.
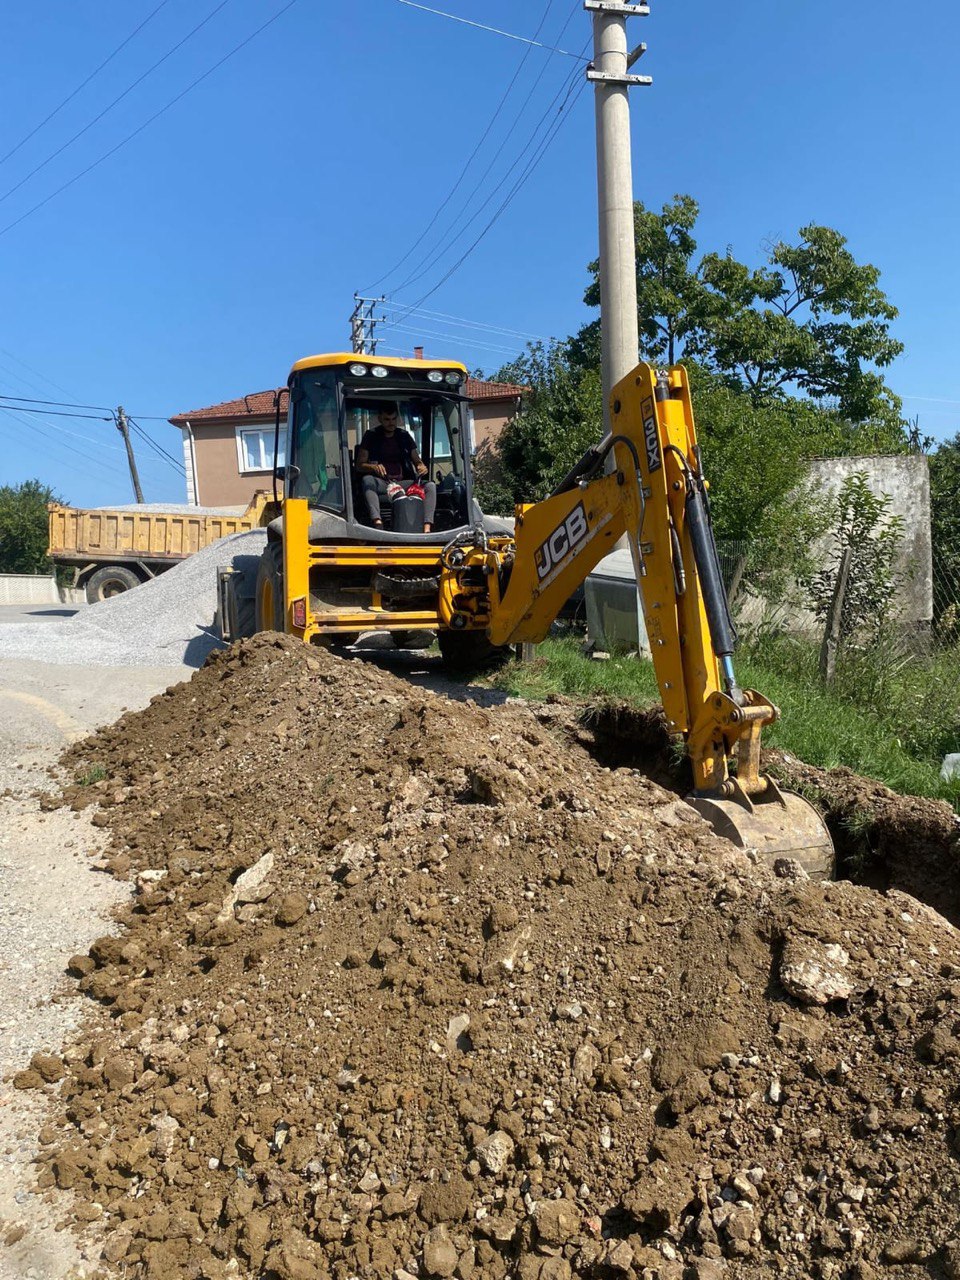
223;351;832;876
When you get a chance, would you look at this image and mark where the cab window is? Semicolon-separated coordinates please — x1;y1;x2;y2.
290;371;343;510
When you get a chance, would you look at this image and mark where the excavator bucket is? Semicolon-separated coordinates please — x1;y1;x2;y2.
687;782;834;880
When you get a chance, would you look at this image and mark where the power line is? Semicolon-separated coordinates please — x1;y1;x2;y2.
0;346;80;400
0;393;112;412
381;322;524;357
364;0;558;292
0;0;174;169
388;303;547;342
393;0;586;59
387;20;586;298
0;0;235;208
394;72;587;320
0;407;131;482
0;399;113;422
0;0;300;239
128;417;187;474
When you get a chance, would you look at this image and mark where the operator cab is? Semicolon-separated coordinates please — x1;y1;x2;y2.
280;354;480;544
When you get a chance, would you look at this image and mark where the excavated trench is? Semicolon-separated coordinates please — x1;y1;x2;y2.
580;701;960;925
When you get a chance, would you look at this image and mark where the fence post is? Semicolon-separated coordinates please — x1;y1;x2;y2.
819;546;853;685
726;552;747;610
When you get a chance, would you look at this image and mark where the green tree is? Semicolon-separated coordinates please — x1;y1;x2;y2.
577;197;906;438
929;434;960;621
475;340;602;509
696;224;904;430
576;194;704;367
0;479;62;574
687;363;836;545
808;472;904;644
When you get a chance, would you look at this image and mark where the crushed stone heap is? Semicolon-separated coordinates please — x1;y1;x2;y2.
28;634;960;1280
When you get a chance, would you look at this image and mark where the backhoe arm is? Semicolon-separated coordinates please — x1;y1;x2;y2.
442;361;832;875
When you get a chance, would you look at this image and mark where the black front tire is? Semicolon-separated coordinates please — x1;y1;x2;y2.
438;629;507;673
85;565;141;603
391;629;434;650
255;543;285;632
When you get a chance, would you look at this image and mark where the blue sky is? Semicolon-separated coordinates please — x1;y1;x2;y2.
1;0;958;506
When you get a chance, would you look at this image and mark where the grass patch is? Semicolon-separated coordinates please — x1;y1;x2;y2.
75;763;107;786
488;636;660;704
485;635;960;807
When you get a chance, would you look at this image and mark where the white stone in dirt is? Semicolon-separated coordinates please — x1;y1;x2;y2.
234;852;276;903
474;1129;515;1175
445;1013;471;1052
422;1225;458;1277
216;851;276;923
779;936;853;1004
573;1042;601;1083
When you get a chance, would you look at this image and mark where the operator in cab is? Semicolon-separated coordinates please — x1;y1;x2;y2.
356;405;437;533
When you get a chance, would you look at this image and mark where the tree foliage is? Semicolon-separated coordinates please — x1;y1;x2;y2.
0;479;61;574
577;196;906;437
473;340;601;510
929;433;960;620
576;194;702;367
696;224;904;428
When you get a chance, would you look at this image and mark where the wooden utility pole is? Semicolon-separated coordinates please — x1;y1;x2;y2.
116;405;144;504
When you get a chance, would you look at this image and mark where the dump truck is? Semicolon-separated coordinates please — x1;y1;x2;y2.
219;351;833;876
49;491;272;603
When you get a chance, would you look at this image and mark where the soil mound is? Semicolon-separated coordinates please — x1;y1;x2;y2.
29;636;960;1279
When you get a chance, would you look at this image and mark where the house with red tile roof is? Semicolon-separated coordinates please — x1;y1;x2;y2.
168;374;527;506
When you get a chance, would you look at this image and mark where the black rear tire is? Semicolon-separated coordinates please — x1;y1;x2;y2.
438;629;507;673
85;565;141;603
255;543;285;632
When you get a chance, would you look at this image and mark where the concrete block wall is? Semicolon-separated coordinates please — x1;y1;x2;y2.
0;574;61;605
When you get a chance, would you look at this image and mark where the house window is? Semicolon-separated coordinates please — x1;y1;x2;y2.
236;426;285;473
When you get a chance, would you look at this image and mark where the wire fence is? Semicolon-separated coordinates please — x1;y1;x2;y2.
718;539;960;657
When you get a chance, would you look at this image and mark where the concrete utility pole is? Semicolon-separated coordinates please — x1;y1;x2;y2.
586;1;651;434
115;406;144;504
350;294;386;354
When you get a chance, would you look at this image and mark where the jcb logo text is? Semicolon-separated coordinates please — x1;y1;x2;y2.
536;503;589;581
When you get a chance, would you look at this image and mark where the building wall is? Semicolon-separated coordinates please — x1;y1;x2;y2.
471;400;518;455
191;421;275;506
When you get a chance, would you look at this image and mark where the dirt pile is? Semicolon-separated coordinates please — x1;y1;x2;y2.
24;635;960;1280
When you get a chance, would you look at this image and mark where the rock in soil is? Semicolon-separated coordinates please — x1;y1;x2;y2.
26;634;960;1279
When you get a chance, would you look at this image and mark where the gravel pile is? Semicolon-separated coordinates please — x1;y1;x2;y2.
23;634;960;1280
0;531;266;668
101;503;252;515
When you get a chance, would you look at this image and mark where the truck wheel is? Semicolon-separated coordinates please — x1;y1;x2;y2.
220;572;258;641
438;629;507;672
255;543;285;632
86;565;141;603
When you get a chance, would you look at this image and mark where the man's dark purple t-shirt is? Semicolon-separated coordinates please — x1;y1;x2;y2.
360;428;413;481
